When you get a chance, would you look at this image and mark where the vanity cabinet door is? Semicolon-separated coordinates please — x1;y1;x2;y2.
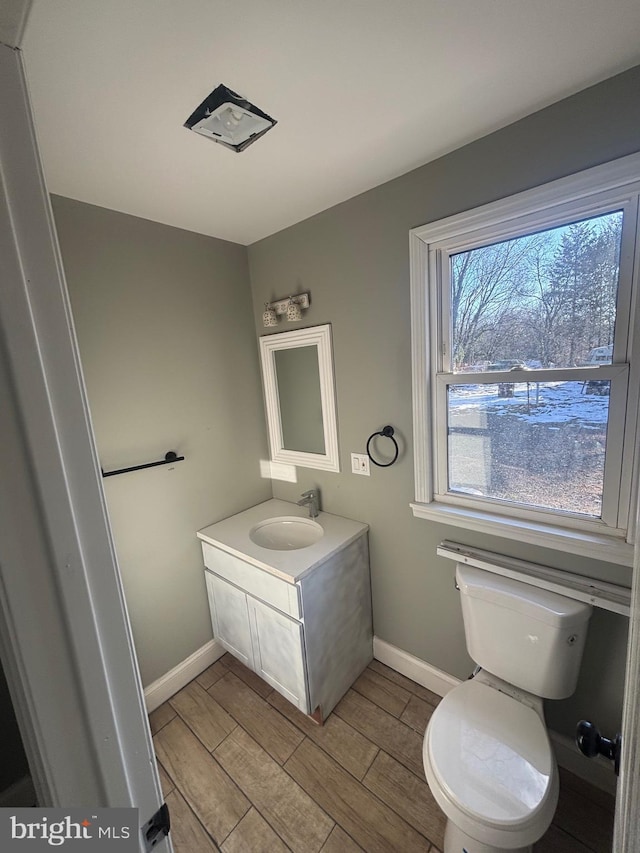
247;597;309;713
205;571;253;668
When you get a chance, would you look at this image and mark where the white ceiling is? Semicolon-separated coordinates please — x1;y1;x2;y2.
21;0;640;246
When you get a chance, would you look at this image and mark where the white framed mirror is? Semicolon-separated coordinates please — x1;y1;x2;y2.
259;324;340;472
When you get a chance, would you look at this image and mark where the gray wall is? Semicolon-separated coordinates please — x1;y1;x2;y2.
248;66;640;738
53;197;271;685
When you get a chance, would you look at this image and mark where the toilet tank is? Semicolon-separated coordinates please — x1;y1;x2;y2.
456;564;592;699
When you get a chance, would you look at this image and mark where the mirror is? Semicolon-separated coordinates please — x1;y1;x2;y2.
259;324;340;472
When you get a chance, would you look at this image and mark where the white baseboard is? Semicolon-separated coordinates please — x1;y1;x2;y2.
373;636;617;796
144;639;225;713
373;637;461;696
0;775;37;808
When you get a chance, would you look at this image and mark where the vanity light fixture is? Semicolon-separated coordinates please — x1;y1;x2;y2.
262;303;278;327
184;83;277;152
286;298;303;322
262;292;310;327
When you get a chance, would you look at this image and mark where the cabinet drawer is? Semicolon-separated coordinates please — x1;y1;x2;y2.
202;542;301;619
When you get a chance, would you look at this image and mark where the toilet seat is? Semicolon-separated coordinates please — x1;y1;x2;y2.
424;679;558;848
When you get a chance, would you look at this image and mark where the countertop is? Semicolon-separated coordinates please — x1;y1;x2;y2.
197;499;368;583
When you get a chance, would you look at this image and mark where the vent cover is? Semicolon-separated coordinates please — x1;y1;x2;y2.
184;84;276;152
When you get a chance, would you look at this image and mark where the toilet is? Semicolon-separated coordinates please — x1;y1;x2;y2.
423;564;592;853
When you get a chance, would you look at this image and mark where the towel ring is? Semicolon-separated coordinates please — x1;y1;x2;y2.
366;425;399;468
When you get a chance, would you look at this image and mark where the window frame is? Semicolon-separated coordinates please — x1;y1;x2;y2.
434;365;629;531
410;153;640;567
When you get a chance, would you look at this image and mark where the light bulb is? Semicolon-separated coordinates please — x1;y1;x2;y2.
221;108;243;130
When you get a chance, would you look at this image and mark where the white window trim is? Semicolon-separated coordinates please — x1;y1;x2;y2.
410;152;640;568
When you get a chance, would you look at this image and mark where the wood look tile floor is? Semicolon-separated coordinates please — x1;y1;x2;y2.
150;654;615;853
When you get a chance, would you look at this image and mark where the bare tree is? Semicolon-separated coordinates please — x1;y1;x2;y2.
451;212;622;370
451;235;542;367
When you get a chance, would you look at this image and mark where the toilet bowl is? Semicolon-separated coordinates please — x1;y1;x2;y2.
423;673;558;852
422;564;592;853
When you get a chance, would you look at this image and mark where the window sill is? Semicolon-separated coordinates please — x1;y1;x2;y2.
410;501;634;567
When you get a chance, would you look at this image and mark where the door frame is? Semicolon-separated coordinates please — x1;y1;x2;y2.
0;34;170;851
615;528;640;849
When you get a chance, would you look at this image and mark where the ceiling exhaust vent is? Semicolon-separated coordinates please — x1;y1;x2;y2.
184;84;276;152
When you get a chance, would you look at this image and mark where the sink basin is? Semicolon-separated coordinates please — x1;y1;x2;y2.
249;516;324;551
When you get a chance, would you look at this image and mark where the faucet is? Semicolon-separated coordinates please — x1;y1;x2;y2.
297;489;320;518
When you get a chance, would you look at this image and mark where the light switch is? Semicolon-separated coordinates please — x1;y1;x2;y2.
351;453;370;476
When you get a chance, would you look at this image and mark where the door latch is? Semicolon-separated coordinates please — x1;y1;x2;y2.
142;803;170;851
576;720;621;776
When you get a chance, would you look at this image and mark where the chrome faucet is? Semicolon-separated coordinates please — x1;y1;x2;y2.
297;489;320;518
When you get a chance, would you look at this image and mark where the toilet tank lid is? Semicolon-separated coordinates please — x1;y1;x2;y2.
456;564;592;628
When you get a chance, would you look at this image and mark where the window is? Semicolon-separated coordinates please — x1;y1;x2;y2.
410;154;640;566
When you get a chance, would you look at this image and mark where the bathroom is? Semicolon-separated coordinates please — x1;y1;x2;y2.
51;95;631;850
2;4;640;852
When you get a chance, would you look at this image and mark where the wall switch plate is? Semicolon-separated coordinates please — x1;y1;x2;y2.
351;453;370;476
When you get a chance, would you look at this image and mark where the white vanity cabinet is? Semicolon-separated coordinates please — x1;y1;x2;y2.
204;563;307;710
198;499;372;720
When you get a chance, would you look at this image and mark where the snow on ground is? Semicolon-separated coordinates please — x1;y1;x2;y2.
448;380;607;515
449;380;609;425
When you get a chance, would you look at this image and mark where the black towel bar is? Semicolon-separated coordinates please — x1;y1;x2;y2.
102;451;184;478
